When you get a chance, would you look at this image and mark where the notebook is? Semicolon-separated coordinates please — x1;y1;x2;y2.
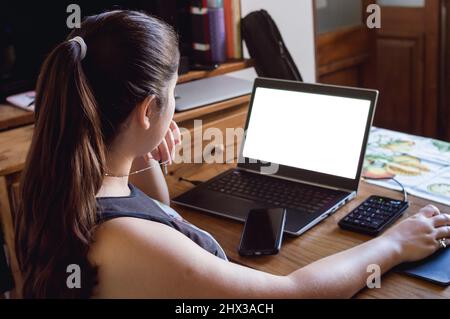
397;248;450;286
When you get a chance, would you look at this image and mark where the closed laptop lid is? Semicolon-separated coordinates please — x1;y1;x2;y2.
175;69;256;112
238;78;378;192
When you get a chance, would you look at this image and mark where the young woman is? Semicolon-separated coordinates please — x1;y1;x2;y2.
16;10;450;299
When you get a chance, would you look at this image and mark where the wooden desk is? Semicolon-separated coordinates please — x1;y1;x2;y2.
167;162;450;299
1;117;450;299
0;104;34;132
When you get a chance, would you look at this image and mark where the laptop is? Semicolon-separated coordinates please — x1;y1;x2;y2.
173;78;378;236
175;68;257;112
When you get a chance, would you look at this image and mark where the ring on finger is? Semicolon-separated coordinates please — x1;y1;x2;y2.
439;238;447;249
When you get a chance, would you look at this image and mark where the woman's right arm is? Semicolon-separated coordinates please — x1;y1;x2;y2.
90;205;450;298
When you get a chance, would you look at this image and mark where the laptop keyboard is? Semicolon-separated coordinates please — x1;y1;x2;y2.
207;170;342;214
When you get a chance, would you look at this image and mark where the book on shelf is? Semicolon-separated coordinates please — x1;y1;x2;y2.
231;0;242;59
190;0;242;65
190;0;212;64
208;0;226;63
223;0;235;59
224;0;243;60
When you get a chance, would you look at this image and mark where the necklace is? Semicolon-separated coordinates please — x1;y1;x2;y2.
104;160;169;178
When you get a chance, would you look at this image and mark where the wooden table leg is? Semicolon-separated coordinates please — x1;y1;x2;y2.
0;176;22;298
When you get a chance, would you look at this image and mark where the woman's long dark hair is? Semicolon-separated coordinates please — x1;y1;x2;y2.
15;10;179;298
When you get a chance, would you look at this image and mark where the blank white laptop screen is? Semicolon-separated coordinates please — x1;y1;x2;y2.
242;87;371;179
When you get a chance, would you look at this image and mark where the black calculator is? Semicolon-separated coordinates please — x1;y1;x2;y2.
338;195;409;236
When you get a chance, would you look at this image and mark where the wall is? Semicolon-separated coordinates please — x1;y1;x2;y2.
240;0;317;82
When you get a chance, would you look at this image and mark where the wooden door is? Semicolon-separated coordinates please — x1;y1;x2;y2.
441;0;450;140
366;0;441;138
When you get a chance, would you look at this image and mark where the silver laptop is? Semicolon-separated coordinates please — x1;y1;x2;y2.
175;68;257;112
173;78;378;236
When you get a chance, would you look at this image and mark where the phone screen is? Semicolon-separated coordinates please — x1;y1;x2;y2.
239;208;286;256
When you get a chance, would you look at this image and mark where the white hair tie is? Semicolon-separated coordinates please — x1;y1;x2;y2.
69;36;87;60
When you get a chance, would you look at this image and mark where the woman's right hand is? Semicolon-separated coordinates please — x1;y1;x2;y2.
382;205;450;263
146;120;181;165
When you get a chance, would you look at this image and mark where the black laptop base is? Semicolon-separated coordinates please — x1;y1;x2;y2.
172;169;352;236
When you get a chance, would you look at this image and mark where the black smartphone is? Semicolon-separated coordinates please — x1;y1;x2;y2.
238;208;287;256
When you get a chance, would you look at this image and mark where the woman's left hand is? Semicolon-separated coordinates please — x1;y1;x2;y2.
145;120;181;165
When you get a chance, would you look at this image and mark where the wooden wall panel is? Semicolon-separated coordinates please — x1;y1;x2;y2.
319;67;360;87
316;25;370;87
374;34;424;134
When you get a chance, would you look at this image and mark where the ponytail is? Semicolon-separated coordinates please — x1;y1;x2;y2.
14;10;179;298
16;38;104;298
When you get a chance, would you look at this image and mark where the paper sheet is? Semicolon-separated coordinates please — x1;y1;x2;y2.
363;127;450;206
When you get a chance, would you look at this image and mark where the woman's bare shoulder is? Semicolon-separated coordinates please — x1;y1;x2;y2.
88;217;185;297
88;216;286;298
89;217;175;264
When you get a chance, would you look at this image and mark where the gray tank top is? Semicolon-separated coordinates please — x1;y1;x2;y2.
96;184;227;260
